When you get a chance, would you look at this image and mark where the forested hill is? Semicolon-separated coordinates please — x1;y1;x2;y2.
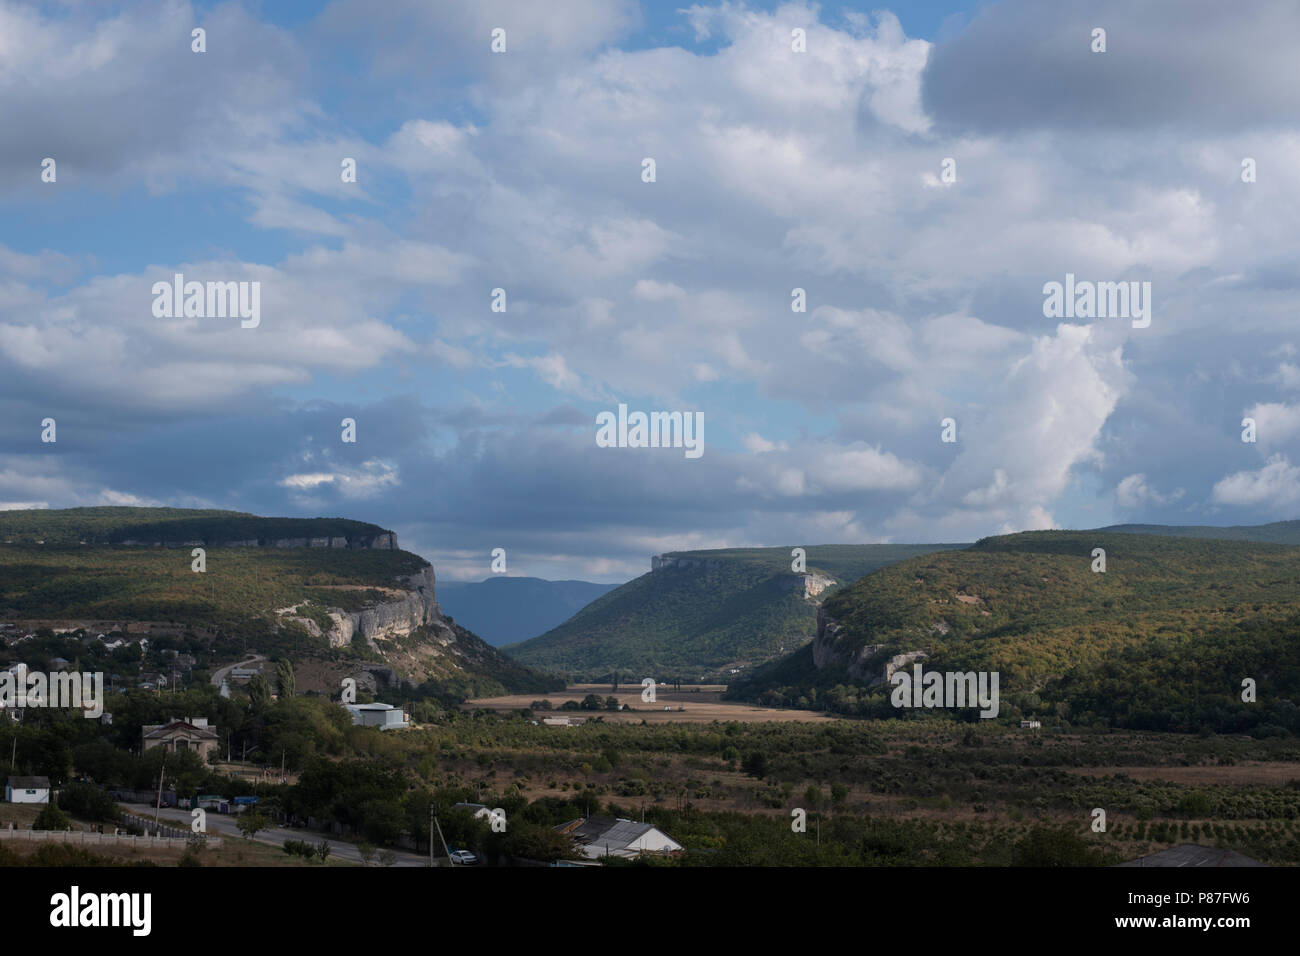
0;507;560;698
1097;518;1300;544
503;543;966;679
0;506;394;547
728;530;1300;735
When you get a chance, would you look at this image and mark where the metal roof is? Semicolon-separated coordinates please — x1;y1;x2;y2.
7;776;50;789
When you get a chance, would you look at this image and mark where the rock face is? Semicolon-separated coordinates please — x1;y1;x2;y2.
276;565;439;650
775;572;836;599
811;605;924;684
320;565;438;650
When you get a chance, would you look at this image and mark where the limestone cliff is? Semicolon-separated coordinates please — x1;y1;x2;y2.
279;565;438;650
811;605;925;684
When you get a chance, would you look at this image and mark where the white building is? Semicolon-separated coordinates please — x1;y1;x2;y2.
344;702;410;730
5;776;51;804
556;816;683;860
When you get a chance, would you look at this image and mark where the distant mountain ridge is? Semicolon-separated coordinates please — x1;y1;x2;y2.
0;506;397;549
435;576;618;646
1098;518;1300;544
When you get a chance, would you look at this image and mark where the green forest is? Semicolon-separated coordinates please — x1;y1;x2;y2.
505;543;965;678
0;506;392;546
731;531;1300;735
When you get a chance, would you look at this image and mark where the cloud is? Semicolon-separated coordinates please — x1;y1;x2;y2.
1212;455;1300;509
923;0;1300;133
3;2;1300;580
1116;473;1184;509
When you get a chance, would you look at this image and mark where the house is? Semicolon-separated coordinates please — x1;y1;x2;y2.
5;776;51;804
344;702;410;730
1019;719;1041;730
542;715;586;727
555;816;683;860
142;717;220;760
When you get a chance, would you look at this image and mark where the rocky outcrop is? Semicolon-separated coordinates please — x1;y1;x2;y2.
811;605;924;684
279;565;439;651
776;572;836;599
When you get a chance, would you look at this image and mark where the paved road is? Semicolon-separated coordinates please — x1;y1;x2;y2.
122;803;433;867
209;654;264;687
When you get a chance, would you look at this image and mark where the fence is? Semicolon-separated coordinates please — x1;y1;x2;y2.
0;826;222;849
119;811;202;841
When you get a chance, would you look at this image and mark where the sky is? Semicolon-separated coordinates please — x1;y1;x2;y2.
2;0;1299;583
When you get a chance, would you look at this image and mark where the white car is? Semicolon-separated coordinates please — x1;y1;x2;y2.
450;849;478;865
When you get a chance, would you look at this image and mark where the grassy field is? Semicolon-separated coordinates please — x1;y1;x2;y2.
465;683;835;723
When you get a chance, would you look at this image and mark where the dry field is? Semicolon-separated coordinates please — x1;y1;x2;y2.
464;683;834;723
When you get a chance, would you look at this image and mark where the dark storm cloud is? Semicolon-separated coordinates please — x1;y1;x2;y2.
922;0;1300;133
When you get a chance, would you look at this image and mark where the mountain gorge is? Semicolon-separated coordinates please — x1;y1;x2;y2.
504;543;966;679
435;576;617;646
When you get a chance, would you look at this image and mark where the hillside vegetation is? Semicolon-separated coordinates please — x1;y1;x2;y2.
0;508;559;698
1099;518;1300;545
0;544;426;623
504;544;965;679
729;531;1300;736
0;506;392;546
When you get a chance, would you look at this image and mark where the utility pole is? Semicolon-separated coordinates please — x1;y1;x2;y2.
153;751;166;833
432;814;452;868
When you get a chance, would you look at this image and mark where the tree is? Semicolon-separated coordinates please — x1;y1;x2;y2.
33;803;71;831
236;810;269;841
276;659;296;699
741;751;769;779
247;674;271;712
357;841;376;866
1011;825;1108;866
358;798;405;846
316;840;331;862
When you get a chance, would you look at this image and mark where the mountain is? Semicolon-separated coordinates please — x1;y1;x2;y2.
728;529;1300;736
435;577;618;646
503;544;967;680
1097;518;1300;544
0;506;397;548
0;507;560;698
